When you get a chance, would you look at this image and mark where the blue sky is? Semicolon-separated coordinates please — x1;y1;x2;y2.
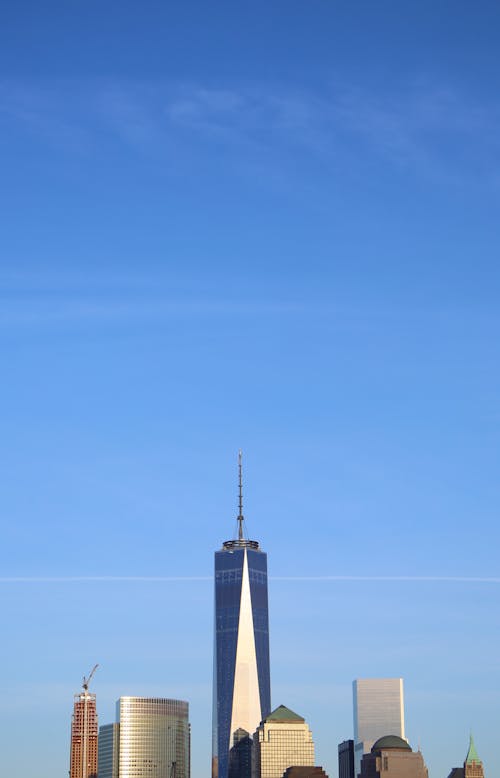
1;2;500;777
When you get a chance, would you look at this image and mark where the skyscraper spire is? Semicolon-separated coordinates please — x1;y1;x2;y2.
237;450;244;541
214;454;271;778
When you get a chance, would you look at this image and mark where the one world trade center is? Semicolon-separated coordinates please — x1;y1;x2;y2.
212;454;271;778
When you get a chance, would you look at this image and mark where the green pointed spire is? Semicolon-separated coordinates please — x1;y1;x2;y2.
264;705;305;722
466;734;482;765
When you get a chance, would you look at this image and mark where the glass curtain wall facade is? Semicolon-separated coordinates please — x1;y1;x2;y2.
117;697;190;778
98;723;119;778
213;540;271;778
338;740;355;778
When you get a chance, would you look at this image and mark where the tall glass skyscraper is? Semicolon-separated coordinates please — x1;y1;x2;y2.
213;454;271;778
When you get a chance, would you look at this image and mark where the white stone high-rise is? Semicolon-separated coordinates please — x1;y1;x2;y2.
252;705;315;778
353;679;405;777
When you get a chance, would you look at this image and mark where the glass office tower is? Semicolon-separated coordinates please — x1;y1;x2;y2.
98;724;119;778
212;455;271;778
107;697;190;778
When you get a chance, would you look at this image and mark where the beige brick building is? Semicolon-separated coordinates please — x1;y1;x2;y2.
252;706;314;778
359;735;428;778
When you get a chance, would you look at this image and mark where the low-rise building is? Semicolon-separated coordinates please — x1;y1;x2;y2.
359;735;427;778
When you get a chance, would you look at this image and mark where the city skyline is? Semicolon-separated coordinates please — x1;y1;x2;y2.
2;2;500;778
4;454;497;778
60;463;492;778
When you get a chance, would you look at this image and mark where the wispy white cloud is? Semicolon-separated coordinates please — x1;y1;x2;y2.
165;85;328;153
0;82;91;152
168;87;246;127
95;82;170;149
163;80;500;179
2;77;499;183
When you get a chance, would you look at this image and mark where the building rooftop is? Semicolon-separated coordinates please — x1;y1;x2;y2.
263;705;305;723
222;538;260;550
282;767;328;778
371;735;411;752
466;734;482;765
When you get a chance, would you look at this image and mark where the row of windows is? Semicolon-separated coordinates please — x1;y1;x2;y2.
249;569;267;584
215;568;267;584
216;569;243;583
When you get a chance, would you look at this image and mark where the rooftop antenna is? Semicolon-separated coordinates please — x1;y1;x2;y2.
237;450;244;541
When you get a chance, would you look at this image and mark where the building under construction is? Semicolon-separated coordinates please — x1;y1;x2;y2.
69;666;99;778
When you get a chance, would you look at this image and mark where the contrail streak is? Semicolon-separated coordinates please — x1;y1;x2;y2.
272;575;500;583
0;575;499;584
0;576;212;582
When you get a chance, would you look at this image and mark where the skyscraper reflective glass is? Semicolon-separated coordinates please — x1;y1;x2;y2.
98;697;190;778
213;455;271;778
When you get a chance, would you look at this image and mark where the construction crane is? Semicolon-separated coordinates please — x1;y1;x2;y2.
82;664;99;692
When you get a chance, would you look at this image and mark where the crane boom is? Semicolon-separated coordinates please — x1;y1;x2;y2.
82;664;99;691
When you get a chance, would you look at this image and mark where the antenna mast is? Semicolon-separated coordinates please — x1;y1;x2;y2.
237;450;244;541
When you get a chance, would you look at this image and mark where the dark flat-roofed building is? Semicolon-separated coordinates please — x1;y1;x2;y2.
282;767;328;778
229;728;252;778
338;740;354;778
